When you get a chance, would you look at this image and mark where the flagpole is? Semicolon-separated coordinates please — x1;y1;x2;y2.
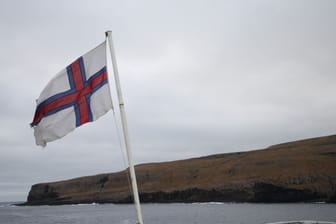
105;31;144;224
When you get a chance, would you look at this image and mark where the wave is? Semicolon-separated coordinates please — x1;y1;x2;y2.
70;202;100;206
191;202;226;205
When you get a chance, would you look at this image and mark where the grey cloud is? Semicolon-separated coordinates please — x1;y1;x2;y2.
1;0;336;201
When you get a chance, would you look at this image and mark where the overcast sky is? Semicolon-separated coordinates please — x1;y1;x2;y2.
1;0;336;202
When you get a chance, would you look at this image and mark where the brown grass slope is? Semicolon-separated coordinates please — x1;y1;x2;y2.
23;135;336;205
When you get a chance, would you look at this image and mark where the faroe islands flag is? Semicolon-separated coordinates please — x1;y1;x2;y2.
31;41;113;146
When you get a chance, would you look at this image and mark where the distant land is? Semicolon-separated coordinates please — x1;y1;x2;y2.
21;135;336;205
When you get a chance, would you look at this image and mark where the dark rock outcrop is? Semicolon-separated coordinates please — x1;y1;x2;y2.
21;135;336;205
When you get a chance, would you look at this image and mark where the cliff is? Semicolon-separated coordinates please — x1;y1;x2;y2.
22;135;336;205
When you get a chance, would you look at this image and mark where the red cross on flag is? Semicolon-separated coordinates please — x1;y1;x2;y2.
31;41;113;146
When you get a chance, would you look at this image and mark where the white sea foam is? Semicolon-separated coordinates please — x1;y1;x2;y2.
70;202;99;206
191;202;225;205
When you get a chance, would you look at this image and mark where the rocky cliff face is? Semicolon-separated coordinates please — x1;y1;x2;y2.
22;135;336;205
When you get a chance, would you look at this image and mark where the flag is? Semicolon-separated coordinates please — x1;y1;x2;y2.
31;41;113;146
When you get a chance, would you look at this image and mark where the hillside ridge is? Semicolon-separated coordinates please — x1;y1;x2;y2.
21;135;336;205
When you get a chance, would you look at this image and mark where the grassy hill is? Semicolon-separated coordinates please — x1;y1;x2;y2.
22;135;336;205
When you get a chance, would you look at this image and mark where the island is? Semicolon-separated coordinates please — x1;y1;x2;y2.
21;135;336;205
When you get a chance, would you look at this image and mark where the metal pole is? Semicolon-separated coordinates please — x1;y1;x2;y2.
105;31;144;224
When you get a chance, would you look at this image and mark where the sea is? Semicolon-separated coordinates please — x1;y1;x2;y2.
0;202;335;224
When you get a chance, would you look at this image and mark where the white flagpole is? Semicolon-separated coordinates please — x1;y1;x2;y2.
105;31;144;224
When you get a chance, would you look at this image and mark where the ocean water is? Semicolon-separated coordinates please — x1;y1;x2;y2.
0;202;335;224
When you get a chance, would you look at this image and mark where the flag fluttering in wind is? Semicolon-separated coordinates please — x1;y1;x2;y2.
31;41;113;146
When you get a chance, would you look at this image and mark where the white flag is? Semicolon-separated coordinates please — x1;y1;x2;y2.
31;41;112;146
